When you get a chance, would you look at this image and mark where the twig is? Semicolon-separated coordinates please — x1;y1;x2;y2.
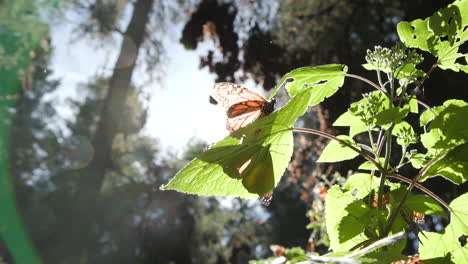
297;255;360;264
296;232;405;264
346;231;405;258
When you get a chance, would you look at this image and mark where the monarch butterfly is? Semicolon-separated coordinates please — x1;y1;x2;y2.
210;82;276;132
211;82;276;205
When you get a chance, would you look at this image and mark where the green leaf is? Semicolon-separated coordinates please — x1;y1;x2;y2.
409;97;419;114
285;247;308;262
333;110;369;138
420;100;468;151
375;104;409;126
419;193;468;263
395;63;425;84
325;186;369;251
404;194;447;219
317;135;360;163
339;200;377;243
392;121;418;146
424;143;468;184
161;87;315;198
362;62;392;73
407;150;429;169
397;0;468;72
349;91;389;127
363;252;408;264
358;158;386;172
343;173;380;199
349;91;408;128
420;104;445;126
270;64;347;106
387;187;417;240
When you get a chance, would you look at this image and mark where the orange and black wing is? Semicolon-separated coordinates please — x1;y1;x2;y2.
211;82;275;131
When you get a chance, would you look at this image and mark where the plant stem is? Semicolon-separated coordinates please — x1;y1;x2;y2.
412;63;438;97
377;124;394;210
368;130;375;151
383;155;444;236
396;145;407;169
377;70;385;90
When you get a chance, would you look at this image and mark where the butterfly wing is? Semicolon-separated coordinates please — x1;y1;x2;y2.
211;82;267;110
212;82;276;205
211;82;273;131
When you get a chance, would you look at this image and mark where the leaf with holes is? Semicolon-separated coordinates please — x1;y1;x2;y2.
397;0;468;72
270;64;347;106
419;193;468;263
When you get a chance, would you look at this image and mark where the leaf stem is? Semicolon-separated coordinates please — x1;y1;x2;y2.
396;145;407;169
292;127;385;172
412;63;438;97
345;73;429;109
387;173;450;211
346;73;387;95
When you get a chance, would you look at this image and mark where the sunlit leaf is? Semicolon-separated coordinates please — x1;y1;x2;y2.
358;158;386;172
420;100;468;151
343;173;380;199
424;143;468;184
326;186;369;251
392;121;418;146
333;110;368;138
408;151;428;169
317;135;360;163
419;193;468;263
349;91;409;128
375;104;409;127
397;0;468;72
404;194;447;219
161;87;315;198
270;64;347;106
395;63;425;83
409;97;419;114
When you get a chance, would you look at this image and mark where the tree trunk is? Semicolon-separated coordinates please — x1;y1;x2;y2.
65;0;153;260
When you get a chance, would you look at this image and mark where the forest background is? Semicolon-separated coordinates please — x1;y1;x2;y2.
0;0;466;263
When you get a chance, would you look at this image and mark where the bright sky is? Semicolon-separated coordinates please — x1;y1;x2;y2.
47;10;271;156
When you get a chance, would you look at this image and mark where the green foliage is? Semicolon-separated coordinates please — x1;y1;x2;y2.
271;64;348;104
165;1;468;263
397;0;468;72
317;135;359;162
163;65;347;198
419;193;468;263
420;100;468;152
424;143;468;183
